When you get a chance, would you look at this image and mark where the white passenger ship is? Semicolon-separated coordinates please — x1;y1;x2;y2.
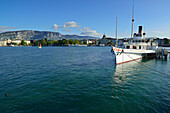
112;26;158;64
111;0;158;65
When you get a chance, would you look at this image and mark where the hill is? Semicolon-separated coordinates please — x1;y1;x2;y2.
0;30;98;40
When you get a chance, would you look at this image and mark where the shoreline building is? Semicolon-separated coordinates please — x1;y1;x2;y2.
0;40;7;46
11;39;21;45
97;34;123;46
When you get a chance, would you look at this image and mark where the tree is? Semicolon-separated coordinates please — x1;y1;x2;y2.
62;40;66;45
73;40;79;45
76;40;79;45
54;40;59;46
164;38;169;44
20;40;27;46
34;41;39;46
110;42;113;45
68;39;73;44
45;38;48;45
80;41;84;45
12;42;17;45
28;43;32;46
48;40;54;46
45;38;48;42
39;39;47;46
84;41;87;45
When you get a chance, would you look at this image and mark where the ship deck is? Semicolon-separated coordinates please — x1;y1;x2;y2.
113;47;156;54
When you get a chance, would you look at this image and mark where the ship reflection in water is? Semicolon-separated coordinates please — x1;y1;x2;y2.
111;59;143;83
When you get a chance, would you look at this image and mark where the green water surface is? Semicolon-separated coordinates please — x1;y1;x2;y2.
0;47;169;113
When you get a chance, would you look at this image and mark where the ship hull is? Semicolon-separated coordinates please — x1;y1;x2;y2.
113;52;142;65
112;47;156;65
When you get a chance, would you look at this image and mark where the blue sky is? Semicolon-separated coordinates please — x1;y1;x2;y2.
0;0;170;38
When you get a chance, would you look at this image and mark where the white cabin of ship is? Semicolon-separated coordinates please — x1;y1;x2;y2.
124;39;158;50
122;26;158;51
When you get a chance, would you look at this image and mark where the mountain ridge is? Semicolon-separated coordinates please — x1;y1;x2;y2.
0;30;99;40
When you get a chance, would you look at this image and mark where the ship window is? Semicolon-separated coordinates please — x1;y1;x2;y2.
133;46;136;49
126;46;130;49
139;46;141;49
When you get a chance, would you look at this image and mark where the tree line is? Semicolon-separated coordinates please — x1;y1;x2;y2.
30;38;87;46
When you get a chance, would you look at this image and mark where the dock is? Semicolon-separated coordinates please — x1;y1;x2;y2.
156;47;169;59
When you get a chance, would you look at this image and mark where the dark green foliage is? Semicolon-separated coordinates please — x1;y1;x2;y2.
11;42;17;45
98;41;101;45
62;39;67;45
48;40;54;45
39;39;47;46
80;41;84;45
110;42;113;45
34;41;39;46
20;40;27;45
84;41;87;44
68;39;73;44
31;39;88;46
73;40;79;45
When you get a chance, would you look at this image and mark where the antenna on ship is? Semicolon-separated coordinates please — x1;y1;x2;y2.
131;0;135;41
144;25;145;40
116;17;118;47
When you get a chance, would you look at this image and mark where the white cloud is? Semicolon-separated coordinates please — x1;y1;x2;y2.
51;22;101;37
62;29;72;32
52;24;58;31
80;27;101;37
60;21;80;28
0;26;16;32
151;31;163;34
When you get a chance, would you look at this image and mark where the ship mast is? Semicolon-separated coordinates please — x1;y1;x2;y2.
131;0;135;41
116;17;118;47
144;25;145;40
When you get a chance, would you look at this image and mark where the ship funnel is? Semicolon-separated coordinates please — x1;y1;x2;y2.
138;26;142;35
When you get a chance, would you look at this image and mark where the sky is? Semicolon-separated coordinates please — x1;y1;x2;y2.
0;0;170;38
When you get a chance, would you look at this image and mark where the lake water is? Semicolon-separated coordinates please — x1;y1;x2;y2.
0;47;170;113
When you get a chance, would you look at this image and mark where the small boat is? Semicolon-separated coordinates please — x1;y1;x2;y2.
38;44;42;48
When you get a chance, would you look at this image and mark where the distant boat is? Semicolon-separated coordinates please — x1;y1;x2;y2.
38;44;42;48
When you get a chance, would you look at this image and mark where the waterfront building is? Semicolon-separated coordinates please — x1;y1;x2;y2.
24;40;31;45
11;40;30;45
97;34;117;46
11;39;21;45
0;40;7;46
153;38;170;47
87;39;96;45
7;39;11;44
